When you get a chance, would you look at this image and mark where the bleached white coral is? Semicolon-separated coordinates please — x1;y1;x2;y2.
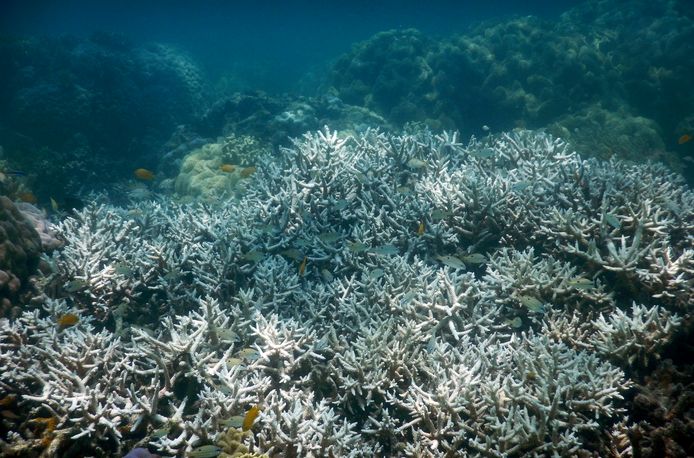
592;303;681;366
2;128;692;456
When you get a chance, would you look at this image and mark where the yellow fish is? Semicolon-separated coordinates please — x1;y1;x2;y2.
417;221;425;236
134;168;155;181
678;134;692;145
242;405;260;431
220;164;236;173
56;313;79;330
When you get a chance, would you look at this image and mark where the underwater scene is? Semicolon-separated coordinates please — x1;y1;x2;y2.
1;0;694;456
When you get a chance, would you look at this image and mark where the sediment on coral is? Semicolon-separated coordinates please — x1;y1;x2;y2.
1;128;692;456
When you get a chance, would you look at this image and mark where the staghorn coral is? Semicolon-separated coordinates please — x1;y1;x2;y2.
1;128;692;456
592;303;681;367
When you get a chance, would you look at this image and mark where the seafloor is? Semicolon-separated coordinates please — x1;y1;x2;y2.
1;0;693;457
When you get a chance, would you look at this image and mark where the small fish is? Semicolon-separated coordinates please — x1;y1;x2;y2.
431;209;451;221
482;125;490;132
678;134;692;145
318;232;341;243
217;328;238;342
114;262;133;276
400;291;417;305
134;168;155;181
460;253;487;265
219;164;236;173
505;316;523;328
219;416;245;429
435;255;466;269
298;256;308;276
0;394;16;407
567;277;594;290
226;357;245;367
18;192;37;204
471;147;495;159
604;213;620;229
50;197;59;212
64;279;88;292
396;185;413;194
162;270;182;282
151;426;170;438
280;248;303;261
511;181;530;192
320;268;334;282
236;347;259;361
187;445;222;458
216;384;233;396
57;313;79;329
417;221;425;236
242;250;265;262
240;166;256;178
3;169;27;177
242;405;261;431
347;241;369;253
406;158;427;169
517;295;545;313
368;268;385;280
369;244;399;256
334;199;349;210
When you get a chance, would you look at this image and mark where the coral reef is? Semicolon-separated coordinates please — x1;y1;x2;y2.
197;91;390;147
327;0;692;167
1;128;692;456
0;197;41;310
627;355;694;457
548;105;672;166
14;202;63;252
0;33;206;196
173;134;270;202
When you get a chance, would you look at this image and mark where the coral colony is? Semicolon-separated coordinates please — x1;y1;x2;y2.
2;128;691;456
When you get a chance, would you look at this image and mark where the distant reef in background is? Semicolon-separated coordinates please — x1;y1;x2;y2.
327;0;694;167
0;0;693;203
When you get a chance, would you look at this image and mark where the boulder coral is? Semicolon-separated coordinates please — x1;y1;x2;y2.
0;196;41;310
174;134;270;202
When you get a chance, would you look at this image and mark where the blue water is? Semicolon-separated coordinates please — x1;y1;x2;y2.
1;0;584;93
1;0;692;201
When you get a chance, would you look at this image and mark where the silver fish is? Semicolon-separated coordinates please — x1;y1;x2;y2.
369;244;399;256
435;255;466;269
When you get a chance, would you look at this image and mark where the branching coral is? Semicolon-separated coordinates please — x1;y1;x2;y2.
1;128;691;456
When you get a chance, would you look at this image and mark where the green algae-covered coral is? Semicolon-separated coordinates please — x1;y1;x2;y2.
174;134;270;202
548;104;677;167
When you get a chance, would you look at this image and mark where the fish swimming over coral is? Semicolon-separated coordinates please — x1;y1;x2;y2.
134;168;155;181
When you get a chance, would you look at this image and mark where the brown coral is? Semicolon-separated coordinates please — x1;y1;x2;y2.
0;196;42;309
